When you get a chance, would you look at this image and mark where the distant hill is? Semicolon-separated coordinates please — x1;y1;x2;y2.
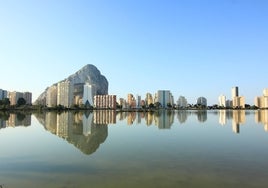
34;64;108;105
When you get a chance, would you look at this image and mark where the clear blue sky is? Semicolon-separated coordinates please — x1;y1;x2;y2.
0;0;268;105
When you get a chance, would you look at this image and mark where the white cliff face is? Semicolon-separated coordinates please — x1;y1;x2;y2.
34;64;108;105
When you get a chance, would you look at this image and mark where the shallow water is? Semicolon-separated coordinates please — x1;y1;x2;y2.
0;110;268;188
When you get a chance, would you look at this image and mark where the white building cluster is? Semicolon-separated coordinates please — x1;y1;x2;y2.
46;81;116;109
255;89;268;109
0;88;32;105
218;86;245;108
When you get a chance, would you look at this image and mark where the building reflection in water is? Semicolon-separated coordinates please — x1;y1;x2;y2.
2;109;268;148
176;110;188;124
36;111;116;155
255;110;268;131
219;110;227;125
0;113;31;129
154;110;174;129
232;110;246;134
218;110;246;133
145;112;154;126
118;110;175;129
195;110;207;123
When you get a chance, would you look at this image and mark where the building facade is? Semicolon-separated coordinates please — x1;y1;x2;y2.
233;96;245;108
255;88;268;108
196;97;207;107
8;91;23;105
145;93;154;106
0;89;8;100
177;96;188;108
57;81;74;107
83;83;96;106
127;94;136;108
47;85;58;107
231;86;245;108
23;92;32;105
155;90;173;108
218;94;226;107
136;95;141;108
232;86;239;99
94;95;117;109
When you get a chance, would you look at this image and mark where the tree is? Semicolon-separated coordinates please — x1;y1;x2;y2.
17;98;26;106
167;103;172;108
148;103;155;109
2;98;10;106
154;102;162;109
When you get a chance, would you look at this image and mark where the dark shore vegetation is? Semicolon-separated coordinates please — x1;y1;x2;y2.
0;97;261;113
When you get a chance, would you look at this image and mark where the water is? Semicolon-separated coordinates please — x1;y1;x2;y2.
0;110;268;188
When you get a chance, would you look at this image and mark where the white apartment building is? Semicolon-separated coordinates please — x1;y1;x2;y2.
177;96;187;108
47;85;58;107
218;94;226;107
156;90;174;108
57;81;74;107
83;83;96;106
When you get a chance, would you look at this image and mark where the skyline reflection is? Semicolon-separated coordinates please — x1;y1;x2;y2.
0;112;31;129
35;111;108;155
0;110;268;156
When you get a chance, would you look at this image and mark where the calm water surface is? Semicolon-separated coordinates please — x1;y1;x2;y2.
0;110;268;188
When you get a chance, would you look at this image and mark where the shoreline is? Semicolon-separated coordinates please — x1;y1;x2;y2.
0;105;263;113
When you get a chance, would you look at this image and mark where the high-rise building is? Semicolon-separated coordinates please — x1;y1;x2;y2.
0;89;7;100
231;86;245;108
255;88;268;108
177;96;187;108
94;95;117;109
218;94;226;107
8;91;23;105
127;94;136;108
226;100;232;108
196;97;207;107
263;89;268;97
83;83;96;106
47;85;58;107
23;92;32;105
0;89;2;100
57;81;74;107
156;90;173;108
118;98;127;108
7;91;32;105
145;93;154;106
73;83;84;105
232;86;239;99
136;95;141;108
233;96;245;108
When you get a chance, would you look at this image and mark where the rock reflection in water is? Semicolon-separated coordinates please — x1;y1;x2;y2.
35;111;111;155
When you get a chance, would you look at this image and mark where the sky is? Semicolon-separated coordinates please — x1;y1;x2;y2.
0;0;268;105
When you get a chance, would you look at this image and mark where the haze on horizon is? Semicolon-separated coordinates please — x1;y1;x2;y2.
0;0;268;105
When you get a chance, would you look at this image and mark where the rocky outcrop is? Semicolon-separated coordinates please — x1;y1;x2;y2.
34;64;108;105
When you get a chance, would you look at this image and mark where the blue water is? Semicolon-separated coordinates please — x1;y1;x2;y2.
0;110;268;188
